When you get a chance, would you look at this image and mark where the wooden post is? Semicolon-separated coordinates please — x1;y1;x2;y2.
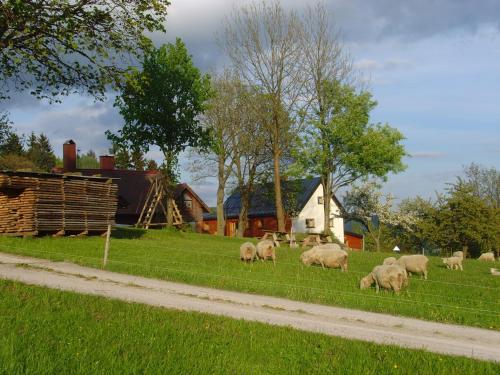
103;224;111;267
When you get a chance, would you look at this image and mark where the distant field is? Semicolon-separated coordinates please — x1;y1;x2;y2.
0;228;498;330
1;280;499;374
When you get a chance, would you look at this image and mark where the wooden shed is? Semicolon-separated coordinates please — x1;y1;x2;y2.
0;171;118;236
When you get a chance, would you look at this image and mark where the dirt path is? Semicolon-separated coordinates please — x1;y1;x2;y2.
1;252;499;363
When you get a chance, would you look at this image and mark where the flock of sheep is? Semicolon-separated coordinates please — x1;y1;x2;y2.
240;240;498;293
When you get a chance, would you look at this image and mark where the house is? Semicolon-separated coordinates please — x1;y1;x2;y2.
54;140;209;229
202;177;344;242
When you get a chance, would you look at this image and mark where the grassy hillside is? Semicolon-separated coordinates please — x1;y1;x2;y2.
0;228;498;330
1;280;498;374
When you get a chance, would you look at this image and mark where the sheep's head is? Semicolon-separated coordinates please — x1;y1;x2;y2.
359;274;374;289
300;252;312;265
441;258;448;264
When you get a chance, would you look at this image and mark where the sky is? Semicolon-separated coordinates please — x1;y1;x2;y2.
3;0;500;206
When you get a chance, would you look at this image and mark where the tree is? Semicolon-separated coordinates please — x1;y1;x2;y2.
109;142;132;170
298;80;406;236
0;0;170;101
0;153;35;171
1;132;24;156
77;150;99;169
107;39;211;226
426;181;499;258
463;163;500;208
299;2;355;235
222;0;304;232
343;182;415;252
27;133;56;172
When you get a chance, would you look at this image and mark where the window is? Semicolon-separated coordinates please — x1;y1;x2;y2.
329;218;334;228
184;199;192;209
317;196;324;205
306;218;315;228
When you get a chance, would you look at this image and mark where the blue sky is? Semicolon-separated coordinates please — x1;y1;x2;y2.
3;0;500;205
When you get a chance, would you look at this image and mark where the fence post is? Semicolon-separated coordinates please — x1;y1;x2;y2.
103;224;111;267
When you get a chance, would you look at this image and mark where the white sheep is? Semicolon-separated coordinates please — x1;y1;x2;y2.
490;268;500;276
452;251;464;259
478;252;495;262
240;242;257;262
360;264;408;293
383;256;397;266
256;240;276;265
442;256;463;271
300;244;348;271
396;254;429;279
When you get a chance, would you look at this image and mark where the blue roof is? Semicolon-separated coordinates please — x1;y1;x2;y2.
204;177;324;220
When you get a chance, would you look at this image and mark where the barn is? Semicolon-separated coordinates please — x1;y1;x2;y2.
202;177;344;242
0;170;118;236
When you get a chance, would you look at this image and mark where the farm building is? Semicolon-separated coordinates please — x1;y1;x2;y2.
344;231;364;251
0;170;118;236
53;140;209;229
202;177;344;242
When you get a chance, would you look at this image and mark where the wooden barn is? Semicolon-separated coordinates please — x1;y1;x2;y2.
0;171;118;236
202;177;344;241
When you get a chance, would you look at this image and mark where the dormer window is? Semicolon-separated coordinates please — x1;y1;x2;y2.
318;196;324;205
184;198;192;209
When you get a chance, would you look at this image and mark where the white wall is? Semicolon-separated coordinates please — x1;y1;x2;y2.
291;184;344;242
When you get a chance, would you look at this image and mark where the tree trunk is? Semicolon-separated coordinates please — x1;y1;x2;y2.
273;149;285;232
167;196;173;227
216;155;226;236
321;174;333;236
164;150;175;227
237;191;250;237
462;244;468;259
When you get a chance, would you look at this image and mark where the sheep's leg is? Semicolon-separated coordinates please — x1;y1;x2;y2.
459;263;463;271
423;270;428;280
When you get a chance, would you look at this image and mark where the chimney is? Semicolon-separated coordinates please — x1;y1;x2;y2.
99;155;115;170
63;140;77;171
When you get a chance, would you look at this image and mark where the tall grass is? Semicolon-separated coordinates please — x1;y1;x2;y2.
0;228;498;330
1;280;499;374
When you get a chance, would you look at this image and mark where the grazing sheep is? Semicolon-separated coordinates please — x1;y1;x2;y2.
383;256;397;266
491;268;500;276
442;256;463;271
256;240;276;265
478;252;495;262
239;242;256;262
396;254;429;279
360;265;408;293
300;244;348;271
452;251;464;259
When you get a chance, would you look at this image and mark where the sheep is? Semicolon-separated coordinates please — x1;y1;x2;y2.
360;264;408;293
239;242;257;262
300;244;348;271
452;251;464;259
256;240;276;265
396;254;429;279
442;256;463;271
490;268;500;276
383;256;397;266
478;252;495;262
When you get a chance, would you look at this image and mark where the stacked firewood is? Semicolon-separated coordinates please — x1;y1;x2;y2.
0;172;118;236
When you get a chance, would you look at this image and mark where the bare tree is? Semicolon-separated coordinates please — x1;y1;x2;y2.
221;0;305;232
300;2;353;235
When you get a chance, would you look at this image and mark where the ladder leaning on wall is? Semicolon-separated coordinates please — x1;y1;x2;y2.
135;175;183;229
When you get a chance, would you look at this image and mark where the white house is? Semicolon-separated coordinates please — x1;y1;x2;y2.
205;177;344;242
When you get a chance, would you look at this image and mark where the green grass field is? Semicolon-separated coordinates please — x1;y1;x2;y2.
1;279;499;374
0;228;498;330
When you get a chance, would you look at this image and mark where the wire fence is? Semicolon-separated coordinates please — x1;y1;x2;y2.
1;244;499;318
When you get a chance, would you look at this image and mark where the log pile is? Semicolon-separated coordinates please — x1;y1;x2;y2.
0;171;118;236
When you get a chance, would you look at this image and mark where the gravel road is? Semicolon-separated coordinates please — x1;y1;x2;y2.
1;252;499;362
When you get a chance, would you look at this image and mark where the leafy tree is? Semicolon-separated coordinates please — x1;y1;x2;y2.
426;182;499;258
463;163;500;208
146;159;158;171
1;132;24;156
107;39;211;226
298;80;406;235
27;133;56;172
343;182;415;252
109;142;132;170
130;149;145;171
0;0;170;100
0;153;35;171
77;150;99;169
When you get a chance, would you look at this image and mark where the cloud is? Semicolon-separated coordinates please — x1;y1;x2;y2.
410;151;447;159
354;58;414;71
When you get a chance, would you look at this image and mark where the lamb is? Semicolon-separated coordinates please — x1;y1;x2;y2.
396;254;429;279
300;244;348;271
239;242;256;262
490;268;500;276
383;257;397;266
256;240;276;265
442;256;463;271
478;252;495;262
452;251;464;259
359;264;408;293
